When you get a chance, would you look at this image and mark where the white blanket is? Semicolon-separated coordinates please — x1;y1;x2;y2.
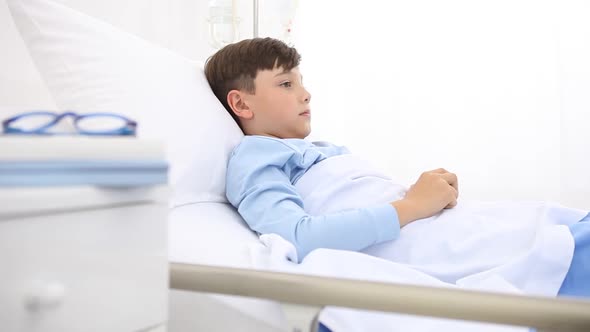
249;154;588;332
251;234;527;332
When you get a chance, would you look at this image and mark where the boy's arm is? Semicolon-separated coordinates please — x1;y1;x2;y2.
227;161;401;262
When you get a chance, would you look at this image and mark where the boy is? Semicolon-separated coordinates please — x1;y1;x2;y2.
205;37;459;257
205;38;588;297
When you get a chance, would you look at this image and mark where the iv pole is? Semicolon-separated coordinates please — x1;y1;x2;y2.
253;0;259;37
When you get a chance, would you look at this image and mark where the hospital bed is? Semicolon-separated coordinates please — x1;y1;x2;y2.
168;202;590;332
5;0;590;330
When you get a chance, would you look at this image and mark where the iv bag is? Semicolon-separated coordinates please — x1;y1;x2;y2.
208;0;240;49
273;0;299;43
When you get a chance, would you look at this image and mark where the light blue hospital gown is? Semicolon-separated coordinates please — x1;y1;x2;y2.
226;135;400;260
225;135;589;297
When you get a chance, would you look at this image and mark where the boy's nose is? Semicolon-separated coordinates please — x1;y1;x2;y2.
303;89;311;103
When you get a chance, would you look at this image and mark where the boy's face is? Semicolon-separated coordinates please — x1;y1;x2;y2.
237;66;311;139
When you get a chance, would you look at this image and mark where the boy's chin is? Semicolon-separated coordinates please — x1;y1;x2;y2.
273;125;311;139
298;127;312;139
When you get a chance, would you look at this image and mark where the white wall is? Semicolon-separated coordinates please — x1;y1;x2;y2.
293;0;590;209
559;0;590;210
1;0;588;209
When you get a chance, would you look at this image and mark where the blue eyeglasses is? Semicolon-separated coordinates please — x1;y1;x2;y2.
2;111;137;136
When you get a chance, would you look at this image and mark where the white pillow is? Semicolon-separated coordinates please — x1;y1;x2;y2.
6;0;244;207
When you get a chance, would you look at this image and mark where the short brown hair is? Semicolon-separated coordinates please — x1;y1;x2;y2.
204;38;301;126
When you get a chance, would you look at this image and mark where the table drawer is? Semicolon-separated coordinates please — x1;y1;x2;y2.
0;203;168;332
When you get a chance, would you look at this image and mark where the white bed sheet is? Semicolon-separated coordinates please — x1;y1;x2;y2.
168;202;287;331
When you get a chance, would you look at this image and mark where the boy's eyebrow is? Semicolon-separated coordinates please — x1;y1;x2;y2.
274;70;291;77
274;71;304;82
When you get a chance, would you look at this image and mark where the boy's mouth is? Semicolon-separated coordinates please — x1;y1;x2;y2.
299;110;311;116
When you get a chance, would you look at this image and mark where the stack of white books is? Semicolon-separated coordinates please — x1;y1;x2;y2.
0;136;168;219
0;136;167;187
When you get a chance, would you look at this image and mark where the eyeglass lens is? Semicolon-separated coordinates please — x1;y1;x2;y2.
76;115;130;132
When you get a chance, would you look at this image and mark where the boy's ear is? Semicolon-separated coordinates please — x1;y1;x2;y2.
227;90;253;120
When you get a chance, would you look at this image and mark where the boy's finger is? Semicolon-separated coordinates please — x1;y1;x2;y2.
440;173;458;190
445;200;458;209
445;187;458;208
450;186;458;199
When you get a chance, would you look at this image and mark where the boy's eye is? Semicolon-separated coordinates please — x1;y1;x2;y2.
280;81;292;88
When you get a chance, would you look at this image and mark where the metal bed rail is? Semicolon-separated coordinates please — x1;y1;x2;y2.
170;262;590;332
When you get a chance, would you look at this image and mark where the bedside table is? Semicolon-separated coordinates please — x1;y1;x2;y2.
0;136;169;332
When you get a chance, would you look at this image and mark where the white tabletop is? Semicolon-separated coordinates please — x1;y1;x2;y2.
0;135;165;160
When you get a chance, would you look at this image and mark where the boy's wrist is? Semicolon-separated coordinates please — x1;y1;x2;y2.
391;199;419;227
